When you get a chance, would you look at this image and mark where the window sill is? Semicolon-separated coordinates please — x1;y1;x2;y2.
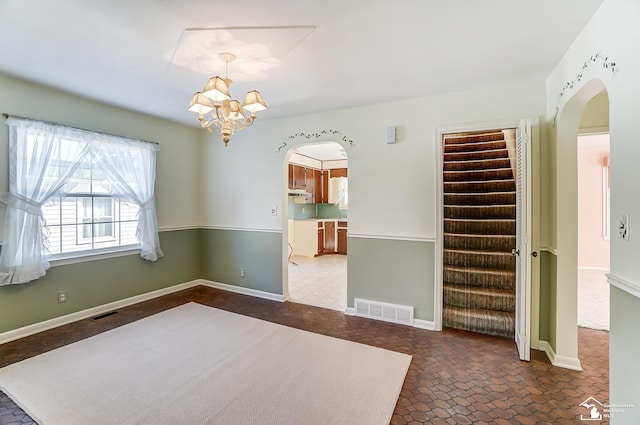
49;245;141;267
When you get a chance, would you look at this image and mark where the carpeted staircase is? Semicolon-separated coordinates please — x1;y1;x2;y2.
442;131;516;338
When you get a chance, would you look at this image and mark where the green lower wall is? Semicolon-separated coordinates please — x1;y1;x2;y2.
610;285;640;424
0;229;200;333
347;237;435;322
539;250;557;351
199;228;283;295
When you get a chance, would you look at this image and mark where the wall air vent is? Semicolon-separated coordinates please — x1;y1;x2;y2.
354;298;414;326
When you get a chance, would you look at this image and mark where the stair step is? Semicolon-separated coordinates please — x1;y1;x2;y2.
443;249;515;270
444;233;516;252
444;218;516;235
443;158;511;172
444;205;515;219
444;140;507;153
444;168;513;182
443;265;515;289
444;132;505;144
444;148;509;163
444;192;516;206
444;179;515;193
443;284;515;312
443;305;515;338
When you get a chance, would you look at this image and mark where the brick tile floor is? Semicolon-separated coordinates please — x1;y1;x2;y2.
0;285;609;424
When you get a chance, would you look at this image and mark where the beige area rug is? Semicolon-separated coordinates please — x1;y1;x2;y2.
0;302;411;425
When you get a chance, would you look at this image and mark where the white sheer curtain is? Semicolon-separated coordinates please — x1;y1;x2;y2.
93;138;163;261
0;117;163;285
0;118;93;284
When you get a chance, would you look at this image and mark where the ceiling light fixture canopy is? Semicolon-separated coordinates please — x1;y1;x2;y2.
188;52;268;146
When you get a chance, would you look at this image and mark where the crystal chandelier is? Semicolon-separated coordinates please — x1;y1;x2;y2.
188;52;268;146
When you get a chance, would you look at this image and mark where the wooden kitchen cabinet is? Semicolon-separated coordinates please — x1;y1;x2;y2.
317;227;324;254
313;169;322;203
292;164;306;190
337;221;348;254
305;168;314;195
321;171;329;203
330;168;348;178
288;164;294;189
324;221;336;253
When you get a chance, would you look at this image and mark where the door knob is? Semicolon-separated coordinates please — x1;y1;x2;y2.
532;251;538;257
511;248;520;256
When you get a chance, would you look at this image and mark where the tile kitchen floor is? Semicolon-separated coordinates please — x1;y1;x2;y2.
287;254;347;312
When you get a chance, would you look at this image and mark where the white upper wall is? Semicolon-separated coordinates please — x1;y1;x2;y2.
546;0;640;285
201;79;546;239
0;73;202;240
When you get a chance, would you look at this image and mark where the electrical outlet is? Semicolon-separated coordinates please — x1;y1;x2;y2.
58;290;68;303
618;213;630;240
240;268;245;278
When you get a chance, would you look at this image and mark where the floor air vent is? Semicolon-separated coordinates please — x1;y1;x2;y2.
91;311;118;321
354;298;414;326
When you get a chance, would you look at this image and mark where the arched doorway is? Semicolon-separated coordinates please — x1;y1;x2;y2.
282;141;348;311
553;79;609;370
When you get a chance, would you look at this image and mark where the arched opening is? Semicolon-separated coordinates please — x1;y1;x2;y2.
577;92;610;333
554;78;608;371
282;141;348;311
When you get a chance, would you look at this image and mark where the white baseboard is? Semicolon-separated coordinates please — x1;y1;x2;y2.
200;280;287;302
0;280;202;345
538;340;583;371
413;319;437;331
345;307;356;316
579;266;610;272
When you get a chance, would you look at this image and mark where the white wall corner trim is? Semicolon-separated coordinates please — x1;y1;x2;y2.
538;340;583;371
0;280;202;345
200;280;288;302
607;273;640;300
540;246;558;255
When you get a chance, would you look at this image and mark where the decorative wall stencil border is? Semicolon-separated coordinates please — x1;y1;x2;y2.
553;53;619;125
607;272;640;300
277;129;355;152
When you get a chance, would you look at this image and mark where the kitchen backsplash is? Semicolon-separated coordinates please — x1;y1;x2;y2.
288;198;347;219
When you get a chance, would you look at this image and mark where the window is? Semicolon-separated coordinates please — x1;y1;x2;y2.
42;195;139;256
0;117;162;285
39;150;140;257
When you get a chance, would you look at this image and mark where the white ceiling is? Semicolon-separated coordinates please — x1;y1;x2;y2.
0;0;603;127
294;142;347;162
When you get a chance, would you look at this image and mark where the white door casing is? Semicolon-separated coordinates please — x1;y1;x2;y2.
515;118;532;361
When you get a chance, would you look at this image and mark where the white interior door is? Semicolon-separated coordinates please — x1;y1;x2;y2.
515;118;532;361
